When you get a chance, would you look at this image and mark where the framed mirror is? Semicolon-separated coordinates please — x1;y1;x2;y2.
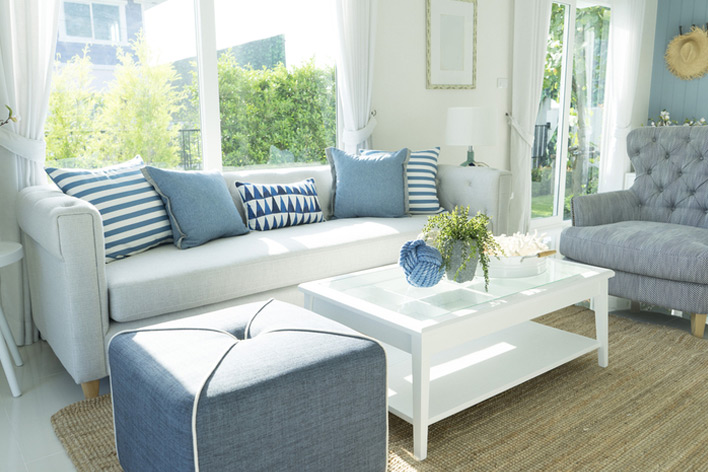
426;0;477;89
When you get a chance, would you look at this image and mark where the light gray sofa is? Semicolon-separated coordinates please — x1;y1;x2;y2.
17;163;511;395
560;126;708;337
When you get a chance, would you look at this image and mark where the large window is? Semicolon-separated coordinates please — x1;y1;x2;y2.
531;1;610;222
47;0;200;170
46;0;337;171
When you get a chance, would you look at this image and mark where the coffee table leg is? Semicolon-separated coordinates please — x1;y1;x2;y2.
593;286;609;368
412;337;430;460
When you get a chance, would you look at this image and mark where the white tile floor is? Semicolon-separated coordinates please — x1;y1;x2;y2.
0;340;110;472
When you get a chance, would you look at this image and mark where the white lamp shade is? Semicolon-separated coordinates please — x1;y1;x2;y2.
445;107;497;147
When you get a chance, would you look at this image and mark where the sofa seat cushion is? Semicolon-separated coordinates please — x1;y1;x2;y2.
106;216;428;322
560;221;708;285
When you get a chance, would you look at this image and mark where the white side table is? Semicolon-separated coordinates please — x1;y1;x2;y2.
0;242;24;397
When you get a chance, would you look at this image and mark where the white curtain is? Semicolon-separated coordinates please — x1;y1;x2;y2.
507;0;552;234
598;0;646;193
335;0;378;154
0;0;60;345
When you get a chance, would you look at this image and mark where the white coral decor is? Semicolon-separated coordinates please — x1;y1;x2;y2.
494;231;549;257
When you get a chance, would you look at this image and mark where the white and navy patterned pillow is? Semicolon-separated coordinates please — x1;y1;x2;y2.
361;147;445;214
235;178;324;231
45;156;172;262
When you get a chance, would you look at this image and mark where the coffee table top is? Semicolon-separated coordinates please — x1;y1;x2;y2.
300;258;614;332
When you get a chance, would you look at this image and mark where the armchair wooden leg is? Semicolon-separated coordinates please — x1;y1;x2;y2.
81;380;100;399
690;313;707;338
630;301;640;313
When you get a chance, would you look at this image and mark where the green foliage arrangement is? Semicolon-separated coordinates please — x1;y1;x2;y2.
0;105;18;127
422;206;501;290
45;34;185;168
202;52;336;168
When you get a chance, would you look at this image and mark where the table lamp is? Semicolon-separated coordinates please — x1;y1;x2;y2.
445;107;496;166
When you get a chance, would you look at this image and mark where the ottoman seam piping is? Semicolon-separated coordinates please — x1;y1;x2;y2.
192;341;240;472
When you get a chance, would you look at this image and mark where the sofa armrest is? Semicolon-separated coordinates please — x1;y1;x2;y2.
571;190;640;227
16;185;110;384
437;165;512;235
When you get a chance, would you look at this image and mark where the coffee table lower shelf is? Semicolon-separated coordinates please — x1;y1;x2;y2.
384;321;600;425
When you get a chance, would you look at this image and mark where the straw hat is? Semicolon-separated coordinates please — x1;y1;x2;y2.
665;27;708;80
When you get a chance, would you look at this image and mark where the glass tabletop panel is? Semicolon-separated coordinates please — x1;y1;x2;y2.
322;259;602;321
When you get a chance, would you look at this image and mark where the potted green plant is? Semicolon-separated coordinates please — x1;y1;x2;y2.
422;205;500;290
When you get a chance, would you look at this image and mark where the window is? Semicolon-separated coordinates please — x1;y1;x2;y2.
213;0;337;169
46;0;201;170
62;1;125;43
47;0;337;171
531;1;610;222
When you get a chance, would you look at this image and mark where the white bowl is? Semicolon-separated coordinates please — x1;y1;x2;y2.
485;255;547;278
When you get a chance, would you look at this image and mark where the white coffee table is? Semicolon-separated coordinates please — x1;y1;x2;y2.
299;258;614;460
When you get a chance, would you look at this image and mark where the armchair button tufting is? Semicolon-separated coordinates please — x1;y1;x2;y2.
652;138;656;142
665;153;670;159
647;169;652;175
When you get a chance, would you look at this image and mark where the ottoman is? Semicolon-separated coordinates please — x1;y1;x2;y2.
108;299;387;472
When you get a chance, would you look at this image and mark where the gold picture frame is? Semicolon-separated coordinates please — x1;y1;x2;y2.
426;0;477;89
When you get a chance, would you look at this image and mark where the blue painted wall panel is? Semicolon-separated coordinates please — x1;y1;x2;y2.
649;0;708;123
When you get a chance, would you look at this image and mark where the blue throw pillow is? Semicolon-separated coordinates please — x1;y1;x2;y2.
45;156;173;263
361;147;445;215
325;147;410;218
235;178;324;231
141;167;249;249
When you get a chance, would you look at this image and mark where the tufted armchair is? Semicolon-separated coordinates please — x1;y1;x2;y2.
560;126;708;337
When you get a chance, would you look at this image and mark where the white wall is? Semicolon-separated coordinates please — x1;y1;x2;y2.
371;0;513;169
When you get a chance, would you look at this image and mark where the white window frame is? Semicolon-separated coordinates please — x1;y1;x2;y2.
59;0;129;46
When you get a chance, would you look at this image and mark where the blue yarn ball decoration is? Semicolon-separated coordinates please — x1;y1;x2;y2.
399;239;444;288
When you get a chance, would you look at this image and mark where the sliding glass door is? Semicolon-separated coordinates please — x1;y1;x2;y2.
531;1;611;223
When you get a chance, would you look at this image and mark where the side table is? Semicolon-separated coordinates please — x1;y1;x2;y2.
0;242;24;397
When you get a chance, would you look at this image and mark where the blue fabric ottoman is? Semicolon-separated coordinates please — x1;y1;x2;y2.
108;299;387;472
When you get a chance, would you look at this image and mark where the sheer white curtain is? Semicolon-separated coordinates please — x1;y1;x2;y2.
598;0;646;193
0;0;60;345
335;0;378;154
507;0;552;233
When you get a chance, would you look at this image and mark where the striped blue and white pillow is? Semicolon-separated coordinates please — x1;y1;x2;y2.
45;156;172;262
361;147;445;214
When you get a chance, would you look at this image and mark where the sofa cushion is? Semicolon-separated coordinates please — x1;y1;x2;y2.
362;147;445;215
105;216;428;322
560;221;708;285
142;167;249;249
235;178;325;231
45;156;173;262
326;147;410;218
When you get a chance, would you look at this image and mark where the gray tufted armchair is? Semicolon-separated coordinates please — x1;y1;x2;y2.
560;126;708;337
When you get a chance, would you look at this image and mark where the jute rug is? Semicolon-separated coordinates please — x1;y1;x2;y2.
52;306;708;471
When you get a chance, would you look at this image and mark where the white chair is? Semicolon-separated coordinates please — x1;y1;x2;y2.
0;242;24;397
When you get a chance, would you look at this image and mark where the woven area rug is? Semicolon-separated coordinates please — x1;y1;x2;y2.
52;306;708;471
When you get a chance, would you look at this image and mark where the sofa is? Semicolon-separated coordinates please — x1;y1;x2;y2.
17;161;511;396
560;126;708;337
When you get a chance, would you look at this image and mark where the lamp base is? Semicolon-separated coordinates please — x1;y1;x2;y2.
460;147;475;167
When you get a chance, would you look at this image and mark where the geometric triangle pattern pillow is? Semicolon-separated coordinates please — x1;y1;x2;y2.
361;147;445;215
45;156;173;263
235;178;325;231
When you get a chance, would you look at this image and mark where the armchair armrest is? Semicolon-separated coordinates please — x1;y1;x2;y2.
16;185;110;384
437;165;512;235
571;190;640;227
